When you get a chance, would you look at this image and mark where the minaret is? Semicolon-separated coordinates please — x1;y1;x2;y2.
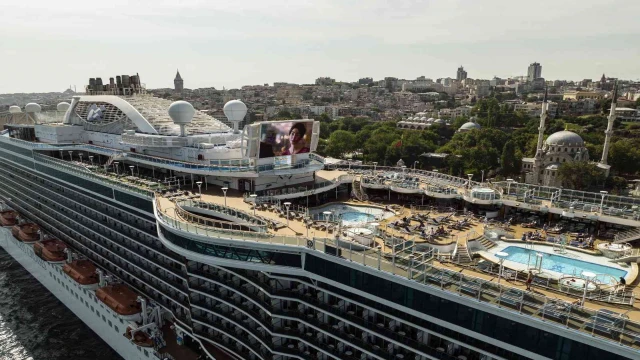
174;69;184;93
531;87;548;184
600;81;618;165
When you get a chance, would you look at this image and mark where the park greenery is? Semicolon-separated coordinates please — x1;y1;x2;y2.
289;97;640;193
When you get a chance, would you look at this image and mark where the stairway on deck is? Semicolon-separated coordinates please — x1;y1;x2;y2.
453;238;472;264
476;235;498;250
614;227;640;244
352;178;367;201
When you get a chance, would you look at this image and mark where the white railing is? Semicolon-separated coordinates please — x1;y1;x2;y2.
33;153;156;197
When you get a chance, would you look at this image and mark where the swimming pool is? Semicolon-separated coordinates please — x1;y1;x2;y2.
311;204;393;226
500;246;627;284
340;212;376;226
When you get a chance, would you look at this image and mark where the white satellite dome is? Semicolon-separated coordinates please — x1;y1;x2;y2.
223;99;248;122
57;102;71;112
9;106;21;113
168;101;195;124
25;103;41;113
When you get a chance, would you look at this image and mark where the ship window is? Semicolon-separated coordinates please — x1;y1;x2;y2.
144;350;149;357
102;315;106;322
91;306;94;312
108;320;112;328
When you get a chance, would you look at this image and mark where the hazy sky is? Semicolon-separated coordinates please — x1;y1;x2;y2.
2;0;639;93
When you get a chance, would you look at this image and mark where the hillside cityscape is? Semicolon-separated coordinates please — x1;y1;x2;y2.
2;63;640;195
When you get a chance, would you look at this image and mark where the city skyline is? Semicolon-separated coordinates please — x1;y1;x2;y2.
1;0;639;93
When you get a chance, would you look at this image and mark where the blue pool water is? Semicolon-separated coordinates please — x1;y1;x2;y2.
340;212;375;226
500;246;626;284
311;204;391;226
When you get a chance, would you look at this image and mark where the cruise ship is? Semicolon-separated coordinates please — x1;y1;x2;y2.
1;75;639;360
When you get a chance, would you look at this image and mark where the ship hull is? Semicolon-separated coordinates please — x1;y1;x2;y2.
0;227;155;360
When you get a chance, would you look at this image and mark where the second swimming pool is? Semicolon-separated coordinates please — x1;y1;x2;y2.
500;246;626;284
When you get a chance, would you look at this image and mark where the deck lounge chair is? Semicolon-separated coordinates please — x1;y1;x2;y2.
425;272;454;286
540;302;569;323
460;280;482;297
499;289;523;308
583;316;622;337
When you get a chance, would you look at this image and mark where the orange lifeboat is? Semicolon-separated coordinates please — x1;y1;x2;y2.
11;223;40;243
33;239;67;263
96;284;141;316
63;260;99;287
0;210;17;227
124;326;154;347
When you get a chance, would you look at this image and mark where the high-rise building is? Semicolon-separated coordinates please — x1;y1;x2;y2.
456;66;467;81
174;69;184;92
527;62;542;82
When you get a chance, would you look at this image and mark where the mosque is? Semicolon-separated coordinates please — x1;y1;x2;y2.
521;85;617;187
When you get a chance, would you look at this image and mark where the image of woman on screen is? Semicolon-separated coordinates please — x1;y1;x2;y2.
281;122;310;155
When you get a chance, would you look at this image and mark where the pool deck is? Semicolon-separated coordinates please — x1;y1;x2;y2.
159;190;640;325
481;241;638;284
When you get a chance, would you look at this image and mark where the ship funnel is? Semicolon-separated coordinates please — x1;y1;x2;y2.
137;297;148;325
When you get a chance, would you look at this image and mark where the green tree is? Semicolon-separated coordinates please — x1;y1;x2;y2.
364;130;401;166
325;130;356;158
557;161;605;190
609;139;640;175
451;116;468;130
606;176;628;195
500;140;521;175
273;110;294;120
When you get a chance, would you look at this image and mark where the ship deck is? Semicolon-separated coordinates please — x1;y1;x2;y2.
158;189;640;324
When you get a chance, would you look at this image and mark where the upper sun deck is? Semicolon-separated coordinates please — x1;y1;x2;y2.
69;94;231;136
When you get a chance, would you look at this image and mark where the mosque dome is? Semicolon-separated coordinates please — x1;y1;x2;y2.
427;118;435;123
434;119;445;124
460;122;481;131
545;131;584;146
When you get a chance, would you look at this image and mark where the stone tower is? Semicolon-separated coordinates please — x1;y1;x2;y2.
174;69;184;93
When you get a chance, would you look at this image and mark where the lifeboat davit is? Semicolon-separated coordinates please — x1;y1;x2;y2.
11;223;40;243
96;284;142;318
124;326;154;347
0;210;17;227
33;239;68;263
63;260;99;289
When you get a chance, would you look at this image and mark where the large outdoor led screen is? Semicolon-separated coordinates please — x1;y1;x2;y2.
258;121;314;159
